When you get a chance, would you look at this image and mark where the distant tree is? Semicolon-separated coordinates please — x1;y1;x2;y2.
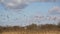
0;26;2;33
40;24;57;30
58;22;60;28
26;23;38;30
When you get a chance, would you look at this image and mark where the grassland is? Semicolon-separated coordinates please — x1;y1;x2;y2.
0;24;60;34
1;30;60;34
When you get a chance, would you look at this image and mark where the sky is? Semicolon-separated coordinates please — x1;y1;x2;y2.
0;0;60;26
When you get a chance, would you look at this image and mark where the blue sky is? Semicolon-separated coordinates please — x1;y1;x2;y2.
0;0;60;26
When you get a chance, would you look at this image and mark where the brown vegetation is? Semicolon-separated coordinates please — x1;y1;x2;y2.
0;23;60;34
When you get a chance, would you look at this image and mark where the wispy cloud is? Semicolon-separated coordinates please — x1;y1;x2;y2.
48;6;60;14
0;0;28;10
47;16;60;22
0;0;60;10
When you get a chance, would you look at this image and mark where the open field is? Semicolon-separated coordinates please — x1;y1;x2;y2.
1;30;60;34
0;24;60;34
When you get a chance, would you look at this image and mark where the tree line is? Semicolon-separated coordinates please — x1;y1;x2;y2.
0;22;60;32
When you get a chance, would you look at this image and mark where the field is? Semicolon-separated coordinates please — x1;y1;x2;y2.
0;24;60;34
1;30;60;34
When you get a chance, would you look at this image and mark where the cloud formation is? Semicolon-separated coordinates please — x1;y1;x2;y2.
1;0;28;10
48;6;60;14
47;16;60;22
0;0;60;10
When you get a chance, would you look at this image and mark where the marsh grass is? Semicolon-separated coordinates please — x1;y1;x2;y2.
0;24;60;34
2;30;60;34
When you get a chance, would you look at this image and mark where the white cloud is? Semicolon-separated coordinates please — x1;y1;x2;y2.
0;0;60;10
47;16;57;21
48;6;60;14
1;0;28;10
48;16;60;21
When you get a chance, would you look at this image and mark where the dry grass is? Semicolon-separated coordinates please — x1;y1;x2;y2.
1;30;60;34
0;24;60;34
